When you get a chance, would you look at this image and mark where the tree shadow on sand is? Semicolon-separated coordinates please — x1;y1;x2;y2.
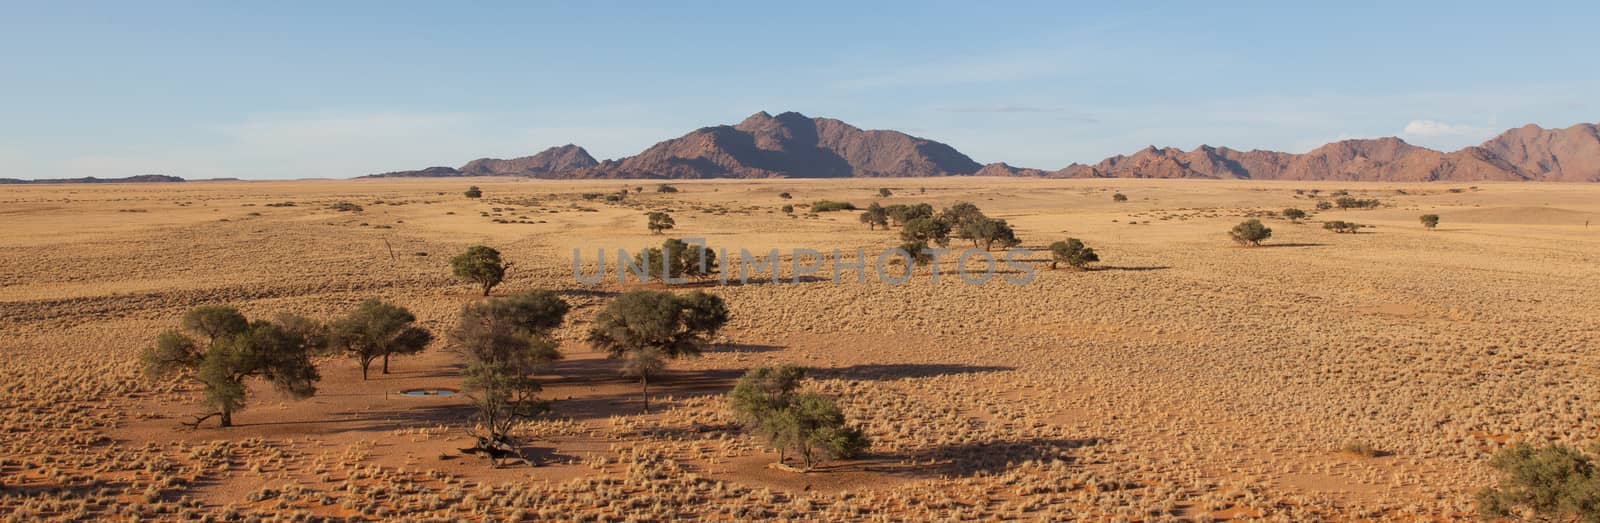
708;343;787;353
812;437;1108;478
1253;242;1327;248
813;363;1014;381
1091;265;1170;272
219;403;473;435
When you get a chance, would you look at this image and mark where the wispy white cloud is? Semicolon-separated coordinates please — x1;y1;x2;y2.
51;111;679;179
830;53;1073;90
1400;119;1490;138
936;104;1058;113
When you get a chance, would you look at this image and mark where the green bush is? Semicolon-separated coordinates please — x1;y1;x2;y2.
1420;214;1440;229
1335;196;1381;209
729;365;870;471
464;186;482;198
1476;442;1600;521
811;200;856;212
1049;239;1099;270
1282;208;1307;222
1229;219;1272;246
1323;220;1363;234
646;211;675;234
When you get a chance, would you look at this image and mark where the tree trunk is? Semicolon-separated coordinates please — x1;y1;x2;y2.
382;353;390;374
219;410;233;428
482;283;491;296
361;360;370;380
641;374;650;413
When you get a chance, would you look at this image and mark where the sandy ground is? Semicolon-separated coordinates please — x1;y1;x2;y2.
2;177;1599;521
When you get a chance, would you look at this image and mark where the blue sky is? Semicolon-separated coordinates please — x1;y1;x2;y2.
2;1;1597;179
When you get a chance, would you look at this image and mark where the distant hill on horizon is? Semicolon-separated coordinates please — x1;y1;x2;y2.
0;174;188;185
369;113;1600;182
15;115;1598;183
362;144;599;178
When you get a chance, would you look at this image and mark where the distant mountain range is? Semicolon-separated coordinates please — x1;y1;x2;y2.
0;174;189;184
364;144;599;178
367;113;1600;182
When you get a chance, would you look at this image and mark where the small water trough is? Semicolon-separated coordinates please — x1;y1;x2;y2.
397;388;458;397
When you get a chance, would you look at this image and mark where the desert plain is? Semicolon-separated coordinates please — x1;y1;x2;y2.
2;177;1599;521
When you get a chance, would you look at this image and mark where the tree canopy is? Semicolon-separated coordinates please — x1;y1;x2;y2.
646;211;675;234
728;365;870;471
900;216;952;248
587;290;728;412
859;203;889;230
1230;219;1273;246
452;290;570;466
328;299;433;379
634;238;718;282
141;306;325;427
451;245;508;296
1048;238;1099;270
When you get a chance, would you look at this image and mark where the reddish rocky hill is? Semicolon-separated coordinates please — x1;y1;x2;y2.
563;111;981;179
1044;123;1600;181
459;144;598;176
361;117;1600;182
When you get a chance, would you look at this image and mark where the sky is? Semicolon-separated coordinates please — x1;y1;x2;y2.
2;1;1597;180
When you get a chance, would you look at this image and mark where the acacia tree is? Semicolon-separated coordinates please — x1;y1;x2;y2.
897;240;933;266
328;299;433;379
886;203;933;226
451;245;508;296
1420;214;1440;229
646;211;675;234
877;188;893;197
1230;219;1273;246
1282;208;1307;223
452;290;570;466
140;306;325;428
729;365;870;471
961;217;1022;251
858;203;888;230
1048;238;1099;270
586;290;729;412
464;186;482;198
900;216;952;247
1323;220;1363;234
634;238;718;282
